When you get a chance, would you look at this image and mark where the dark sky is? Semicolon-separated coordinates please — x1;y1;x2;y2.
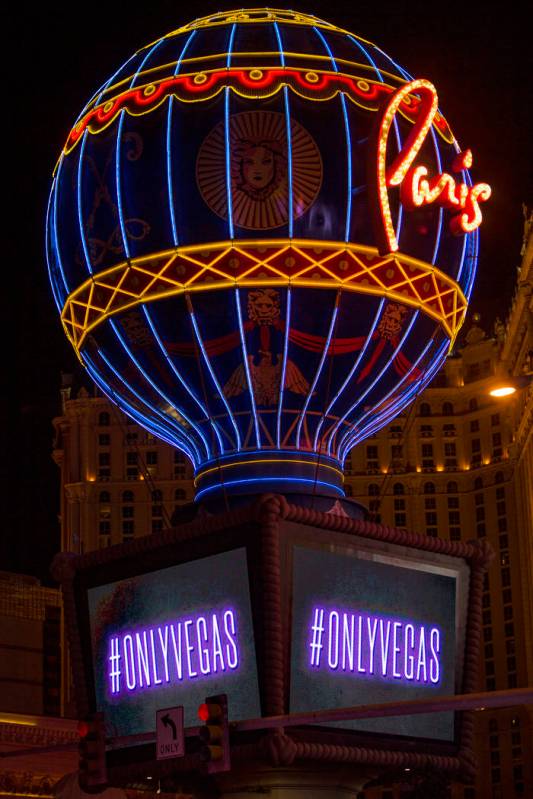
3;2;531;582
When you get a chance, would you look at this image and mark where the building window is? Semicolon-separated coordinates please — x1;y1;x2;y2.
425;512;437;526
99;491;110;503
508;674;517;688
469;398;478;412
485;643;493;658
421;444;434;468
495;471;504;484
98;433;110;446
425;497;436;510
486;678;496;692
174;451;187;477
368;483;380;496
444;442;456;457
423;481;435;494
502;588;512;604
344;484;353;497
443;423;456;436
146;451;158;465
504;621;514;637
99;521;111;535
470;419;480;432
98;412;110;426
476;506;485;522
491;413;500;426
496;500;506;516
476;522;486;537
419;402;431;416
501;569;511;587
366;445;379;471
122;520;134;538
122;506;134;519
152;520;164;534
447;481;458;494
498;517;508;532
447;496;459;509
394;513;406;528
506;639;515;654
483;627;492;642
482;610;492;626
420;424;433;437
442;402;454;415
175;488;187;501
426;528;438;537
393;482;405;495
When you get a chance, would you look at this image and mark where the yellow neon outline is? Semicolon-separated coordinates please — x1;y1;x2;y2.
60;240;468;355
141;8;371;48
90;52;409;108
194;457;344;487
64;67;454;156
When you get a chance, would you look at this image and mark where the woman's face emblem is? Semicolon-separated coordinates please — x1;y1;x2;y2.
242;146;275;190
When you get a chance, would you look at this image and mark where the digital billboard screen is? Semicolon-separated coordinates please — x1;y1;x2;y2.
290;541;467;742
87;547;260;738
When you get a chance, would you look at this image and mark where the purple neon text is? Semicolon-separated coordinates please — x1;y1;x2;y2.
309;606;441;685
107;608;239;696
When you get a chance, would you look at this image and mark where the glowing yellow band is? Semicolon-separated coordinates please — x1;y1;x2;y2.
61;240;467;354
91;53;408;108
194;457;344;487
144;8;366;45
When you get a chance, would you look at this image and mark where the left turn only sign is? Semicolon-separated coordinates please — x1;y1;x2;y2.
156;706;185;761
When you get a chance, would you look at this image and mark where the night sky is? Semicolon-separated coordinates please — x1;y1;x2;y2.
3;1;531;582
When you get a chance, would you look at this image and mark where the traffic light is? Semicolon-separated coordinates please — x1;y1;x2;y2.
198;693;230;774
78;712;107;793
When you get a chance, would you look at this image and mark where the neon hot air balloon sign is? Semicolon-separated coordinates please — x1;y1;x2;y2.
46;10;492;504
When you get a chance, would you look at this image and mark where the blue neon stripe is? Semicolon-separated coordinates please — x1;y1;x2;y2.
235;289;261;447
349;35;404;243
273;23;294;237
77;131;93;275
296;300;339;449
97;344;200;463
45;188;63;313
351;338;448;449
142;305;224;454
224;89;234;239
51;163;70;298
341;336;436;455
108;319;204;458
224;25;237;240
335;310;420;457
167;31;197;247
83;354;192;459
115;111;130;259
316;297;386;454
276;287;292;448
74;52;139;124
188;306;242;450
195;476;344;502
129;38;166;87
273;22;285;65
313;28;352;242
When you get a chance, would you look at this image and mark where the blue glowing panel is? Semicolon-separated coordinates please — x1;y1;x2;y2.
290;545;458;741
88;548;260;736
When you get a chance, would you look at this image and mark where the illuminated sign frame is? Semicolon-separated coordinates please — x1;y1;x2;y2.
53;495;491;782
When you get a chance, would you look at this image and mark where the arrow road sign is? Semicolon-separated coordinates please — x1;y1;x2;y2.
156;706;184;761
